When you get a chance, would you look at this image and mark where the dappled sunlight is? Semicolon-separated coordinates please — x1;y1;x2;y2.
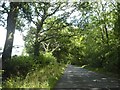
55;65;120;88
3;62;66;88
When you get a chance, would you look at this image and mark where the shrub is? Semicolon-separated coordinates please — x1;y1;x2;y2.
3;63;66;88
4;56;35;77
42;52;57;64
36;52;57;65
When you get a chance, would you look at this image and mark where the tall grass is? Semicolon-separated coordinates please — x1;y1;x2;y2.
2;53;67;89
3;63;66;88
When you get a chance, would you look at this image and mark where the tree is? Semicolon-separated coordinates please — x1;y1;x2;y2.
28;2;61;58
0;2;34;81
2;2;19;62
0;2;20;81
113;2;120;73
1;2;34;60
24;16;72;56
24;2;75;58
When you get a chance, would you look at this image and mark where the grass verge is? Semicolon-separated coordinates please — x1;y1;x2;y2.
2;63;66;89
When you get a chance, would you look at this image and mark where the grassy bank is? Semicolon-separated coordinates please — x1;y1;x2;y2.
2;63;66;89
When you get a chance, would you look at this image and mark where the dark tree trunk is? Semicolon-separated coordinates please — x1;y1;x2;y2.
33;17;45;58
104;24;109;44
2;2;19;81
34;32;40;58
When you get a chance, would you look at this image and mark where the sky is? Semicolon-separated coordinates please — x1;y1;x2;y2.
0;26;24;56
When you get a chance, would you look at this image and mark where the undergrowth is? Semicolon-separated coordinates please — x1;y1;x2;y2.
82;65;120;79
2;54;67;89
3;63;66;89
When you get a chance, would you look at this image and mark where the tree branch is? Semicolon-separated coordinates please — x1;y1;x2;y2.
51;44;59;53
47;4;61;17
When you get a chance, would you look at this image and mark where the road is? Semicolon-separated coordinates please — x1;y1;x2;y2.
54;65;120;89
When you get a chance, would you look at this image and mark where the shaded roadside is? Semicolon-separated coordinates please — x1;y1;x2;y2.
54;65;120;89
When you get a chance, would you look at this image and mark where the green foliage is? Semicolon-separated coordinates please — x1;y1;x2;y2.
4;56;35;77
36;52;57;65
79;28;120;73
23;1;120;75
3;63;66;88
4;53;58;79
24;27;36;56
42;52;57;64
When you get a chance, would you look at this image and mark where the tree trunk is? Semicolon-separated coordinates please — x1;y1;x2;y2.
2;2;19;81
33;17;45;58
104;24;109;44
34;32;40;58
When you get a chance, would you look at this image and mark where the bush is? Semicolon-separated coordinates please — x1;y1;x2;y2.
36;52;57;65
3;63;66;88
42;52;57;64
4;56;35;77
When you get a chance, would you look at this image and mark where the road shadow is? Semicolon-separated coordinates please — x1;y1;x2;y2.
54;65;120;89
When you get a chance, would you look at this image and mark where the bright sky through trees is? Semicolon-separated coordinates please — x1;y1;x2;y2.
0;26;24;56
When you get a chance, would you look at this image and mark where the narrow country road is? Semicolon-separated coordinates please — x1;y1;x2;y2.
54;65;120;89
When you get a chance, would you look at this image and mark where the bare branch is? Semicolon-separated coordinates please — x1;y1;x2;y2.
41;42;50;52
41;42;47;51
51;44;59;53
